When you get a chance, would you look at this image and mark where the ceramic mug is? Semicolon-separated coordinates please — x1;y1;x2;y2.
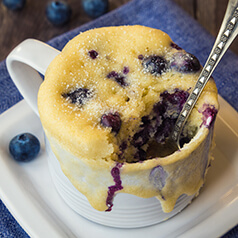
6;39;196;228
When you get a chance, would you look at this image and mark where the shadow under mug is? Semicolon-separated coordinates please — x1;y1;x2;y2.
6;39;194;228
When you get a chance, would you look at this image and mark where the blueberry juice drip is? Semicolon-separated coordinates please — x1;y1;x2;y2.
106;163;123;211
201;105;218;129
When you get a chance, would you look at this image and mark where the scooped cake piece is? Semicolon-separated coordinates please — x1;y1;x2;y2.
38;25;218;212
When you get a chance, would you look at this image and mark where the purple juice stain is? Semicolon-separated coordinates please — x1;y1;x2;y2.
149;165;167;190
106;163;123;211
201;105;218;129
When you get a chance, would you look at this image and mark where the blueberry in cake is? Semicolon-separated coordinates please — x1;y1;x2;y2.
38;25;218;213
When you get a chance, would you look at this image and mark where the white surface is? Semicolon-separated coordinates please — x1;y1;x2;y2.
0;95;237;238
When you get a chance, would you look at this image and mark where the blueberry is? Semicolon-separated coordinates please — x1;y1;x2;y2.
161;89;189;112
2;0;25;10
153;90;189;143
142;55;168;75
9;133;40;162
107;71;128;87
101;112;121;133
82;0;108;18
132;129;150;147
170;52;201;73
46;1;72;26
122;66;129;75
155;118;175;143
138;54;144;60
62;88;93;105
88;50;98;59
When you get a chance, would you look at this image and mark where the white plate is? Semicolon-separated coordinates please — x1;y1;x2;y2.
0;95;237;238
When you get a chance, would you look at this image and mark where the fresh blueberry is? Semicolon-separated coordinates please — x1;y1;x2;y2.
101;112;121;133
170;52;201;73
88;50;98;59
46;1;72;26
82;0;108;18
9;133;40;162
142;55;168;76
62;88;93;105
2;0;26;10
107;71;128;87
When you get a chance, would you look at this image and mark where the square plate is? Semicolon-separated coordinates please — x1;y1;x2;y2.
0;95;237;238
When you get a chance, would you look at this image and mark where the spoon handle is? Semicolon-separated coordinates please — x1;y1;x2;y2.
172;0;238;146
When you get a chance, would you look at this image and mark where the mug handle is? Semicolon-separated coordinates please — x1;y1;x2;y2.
6;39;60;116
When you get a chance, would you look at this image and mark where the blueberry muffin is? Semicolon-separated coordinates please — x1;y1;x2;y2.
38;25;218;212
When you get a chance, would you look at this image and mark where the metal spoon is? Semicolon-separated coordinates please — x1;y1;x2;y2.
170;0;238;151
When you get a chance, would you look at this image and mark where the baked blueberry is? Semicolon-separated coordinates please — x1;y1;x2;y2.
123;66;129;74
142;55;168;75
9;133;40;162
154;90;189;143
132;129;150;147
155;118;175;143
107;71;128;87
161;89;189;113
62;88;93;105
101;112;121;133
170;52;201;73
138;54;144;60
88;50;98;59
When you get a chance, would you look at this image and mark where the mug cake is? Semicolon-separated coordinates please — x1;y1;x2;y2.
38;25;218;214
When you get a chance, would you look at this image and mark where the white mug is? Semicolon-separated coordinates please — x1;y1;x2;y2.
6;39;195;228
